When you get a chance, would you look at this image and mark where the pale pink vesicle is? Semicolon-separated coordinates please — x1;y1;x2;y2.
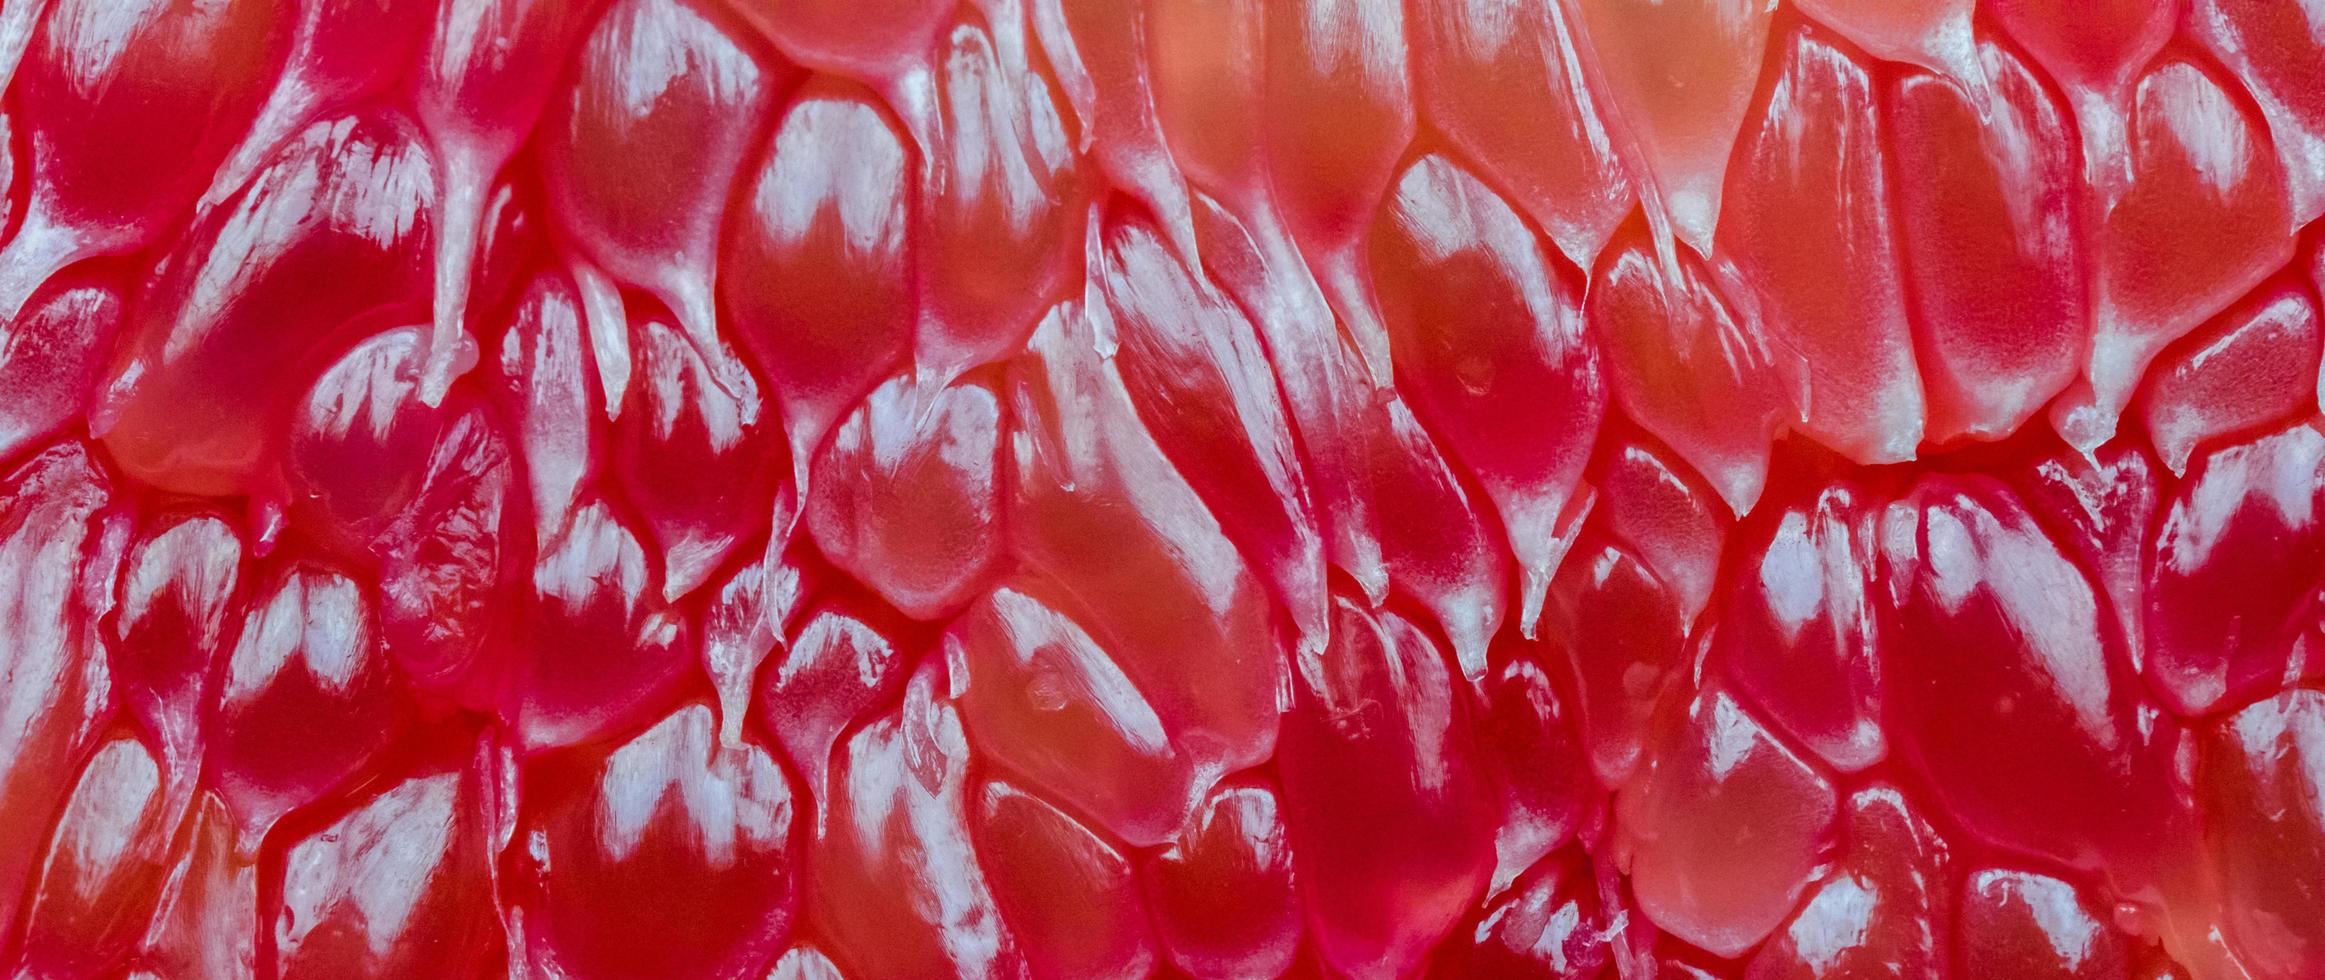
0;446;114;964
610;316;785;601
1475;654;1590;893
113;511;247;789
2058;54;2294;450
2014;442;2161;677
2191;0;2325;220
1003;304;1284;787
286;327;450;550
0;0;283;325
1881;475;2189;881
513;702;798;979
2146;422;2325;717
1541;529;1690;788
1570;0;1771;252
1620;685;1839;960
1988;0;2176;101
948;585;1206;848
96;110;437;498
1141;779;1304;980
1715;483;1888;774
1433;848;1621;977
728;0;948;81
1097;206;1326;644
1718;25;1923;465
1370;154;1603;636
1889;34;2090;445
506;500;693;752
372;406;515;706
754;602;902;809
723;81;916;477
1144;0;1266;205
208;562;409;842
811;663;1025;979
1955;868;2134;978
16;732;175;978
414;0;604;402
2200;690;2325;979
0;270;124;464
1031;0;1199;253
1747;787;1952;979
1278;600;1494;978
974;780;1158;980
2136;280;2323;475
1593;437;1730;624
538;0;787;407
916;15;1085;381
1260;0;1413;381
1589;223;1787;516
271;762;501;979
1411;0;1633;267
805;373;1001;621
135;794;259;979
1794;0;1972;71
200;0;434;212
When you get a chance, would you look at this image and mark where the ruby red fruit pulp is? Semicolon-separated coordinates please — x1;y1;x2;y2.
1;0;2323;977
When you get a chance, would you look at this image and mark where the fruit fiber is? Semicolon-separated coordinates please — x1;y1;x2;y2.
2;0;2324;977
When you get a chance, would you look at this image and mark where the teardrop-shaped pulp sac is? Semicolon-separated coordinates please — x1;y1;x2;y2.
514;703;798;978
1262;0;1412;258
1369;154;1603;630
811;664;1025;978
974;781;1157;980
1141;779;1303;980
16;732;174;977
2072;53;2295;447
1277;599;1494;979
1715;482;1887;774
541;0;786;359
272;761;500;979
0;0;284;317
1004;306;1284;785
285;327;450;549
610;318;785;601
1620;685;1838;959
1098;205;1325;642
1411;0;1630;266
1589;223;1785;515
1882;475;2188;877
96;110;436;497
1718;24;1922;463
1747;786;1951;978
1571;0;1770;249
2146;422;2325;716
0;446;113;950
1888;34;2088;444
2201;691;2325;979
208;562;408;841
805;372;1000;620
507;501;692;751
0;270;125;464
917;15;1084;379
723;80;914;466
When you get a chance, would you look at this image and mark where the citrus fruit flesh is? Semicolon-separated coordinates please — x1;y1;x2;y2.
0;0;2323;977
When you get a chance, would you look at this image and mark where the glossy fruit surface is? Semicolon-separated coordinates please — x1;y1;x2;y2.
1;1;2322;978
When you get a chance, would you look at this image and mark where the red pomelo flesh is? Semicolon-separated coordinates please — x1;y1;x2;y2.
0;2;2322;978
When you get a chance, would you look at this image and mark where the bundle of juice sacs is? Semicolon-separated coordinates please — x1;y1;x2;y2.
0;0;2320;977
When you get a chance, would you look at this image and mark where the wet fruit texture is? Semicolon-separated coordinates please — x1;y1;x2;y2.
7;0;2325;977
